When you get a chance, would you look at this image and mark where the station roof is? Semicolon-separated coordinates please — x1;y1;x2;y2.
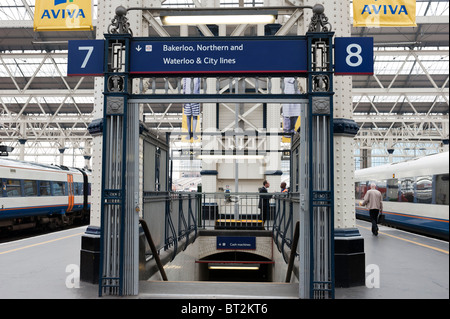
0;0;448;165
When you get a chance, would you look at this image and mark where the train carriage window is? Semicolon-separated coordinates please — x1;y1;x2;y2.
355;182;369;200
40;181;51;196
435;174;449;205
52;181;67;196
6;179;22;197
24;180;37;196
399;178;414;202
73;182;79;196
375;180;387;200
386;178;399;202
355;182;361;200
78;182;84;195
415;175;433;204
1;180;5;197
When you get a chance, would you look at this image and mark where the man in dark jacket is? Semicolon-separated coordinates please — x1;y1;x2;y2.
258;180;272;225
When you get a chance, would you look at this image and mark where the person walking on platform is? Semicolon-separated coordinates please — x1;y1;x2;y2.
280;182;288;193
360;183;383;236
258;180;272;227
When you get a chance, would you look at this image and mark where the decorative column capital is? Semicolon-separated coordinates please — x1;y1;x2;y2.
308;4;332;32
108;6;133;35
333;118;359;137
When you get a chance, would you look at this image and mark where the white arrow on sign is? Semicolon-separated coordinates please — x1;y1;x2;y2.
136;45;142;52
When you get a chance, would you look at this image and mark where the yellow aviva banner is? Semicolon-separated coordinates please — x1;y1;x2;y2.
353;0;416;27
34;0;93;31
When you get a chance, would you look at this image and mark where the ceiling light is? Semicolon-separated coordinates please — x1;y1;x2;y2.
208;264;260;270
196;154;265;160
160;10;277;26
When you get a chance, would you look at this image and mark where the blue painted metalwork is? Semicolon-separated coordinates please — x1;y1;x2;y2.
306;31;335;299
165;194;177;261
96;30;338;298
129;36;308;76
99;33;133;297
272;195;294;264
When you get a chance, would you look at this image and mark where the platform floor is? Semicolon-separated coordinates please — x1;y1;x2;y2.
0;221;448;299
139;281;299;299
336;221;449;299
0;226;97;299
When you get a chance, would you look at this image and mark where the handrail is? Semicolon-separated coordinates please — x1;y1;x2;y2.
140;191;297;281
285;221;300;283
139;218;168;281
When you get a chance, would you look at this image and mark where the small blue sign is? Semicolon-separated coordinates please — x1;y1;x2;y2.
334;37;374;75
68;40;104;76
129;38;307;76
217;236;256;250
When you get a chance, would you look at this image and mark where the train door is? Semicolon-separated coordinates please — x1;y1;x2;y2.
67;174;74;212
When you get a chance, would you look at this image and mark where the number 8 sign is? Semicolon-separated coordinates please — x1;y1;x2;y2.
334;37;373;75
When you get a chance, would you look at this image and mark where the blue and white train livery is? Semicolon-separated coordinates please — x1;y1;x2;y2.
355;152;449;240
0;158;91;233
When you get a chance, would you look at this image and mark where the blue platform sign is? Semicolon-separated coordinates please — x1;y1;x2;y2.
129;38;307;76
217;236;256;250
334;37;374;75
68;40;104;76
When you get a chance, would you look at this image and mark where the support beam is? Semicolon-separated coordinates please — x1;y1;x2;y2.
353;88;449;96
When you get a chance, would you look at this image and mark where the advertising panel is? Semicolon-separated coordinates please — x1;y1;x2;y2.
34;0;93;31
353;0;416;27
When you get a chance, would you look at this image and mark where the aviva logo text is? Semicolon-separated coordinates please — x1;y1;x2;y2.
41;0;86;20
353;0;416;27
34;0;93;31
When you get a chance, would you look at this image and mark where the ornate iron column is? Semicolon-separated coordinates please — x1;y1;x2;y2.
98;5;139;296
299;3;335;299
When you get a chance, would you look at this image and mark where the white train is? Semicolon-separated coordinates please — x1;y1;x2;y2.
0;158;91;233
355;152;449;240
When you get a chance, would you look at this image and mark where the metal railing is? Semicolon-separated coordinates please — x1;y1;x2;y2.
142;191;198;262
273;192;299;263
200;192;265;230
142;191;297;267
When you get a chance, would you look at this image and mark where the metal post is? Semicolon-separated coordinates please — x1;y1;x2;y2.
299;98;310;299
234;78;241;221
298;4;335;299
99;31;140;296
124;102;140;295
307;30;334;299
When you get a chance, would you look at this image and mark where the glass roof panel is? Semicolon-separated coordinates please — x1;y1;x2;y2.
73;96;95;104
0;64;8;77
0;0;32;20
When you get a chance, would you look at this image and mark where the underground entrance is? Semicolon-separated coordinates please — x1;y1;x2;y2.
197;251;274;282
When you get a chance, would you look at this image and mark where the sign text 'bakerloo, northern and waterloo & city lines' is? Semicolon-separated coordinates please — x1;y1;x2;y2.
161;43;243;66
129;38;308;75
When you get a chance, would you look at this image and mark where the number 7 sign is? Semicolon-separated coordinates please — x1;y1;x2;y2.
68;40;105;76
334;37;373;75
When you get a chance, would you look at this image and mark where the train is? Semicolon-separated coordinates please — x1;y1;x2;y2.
0;158;91;234
355;151;449;240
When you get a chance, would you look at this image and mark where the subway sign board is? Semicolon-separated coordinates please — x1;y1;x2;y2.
217;236;256;250
68;36;374;77
68;40;104;76
129;37;308;76
334;37;374;75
